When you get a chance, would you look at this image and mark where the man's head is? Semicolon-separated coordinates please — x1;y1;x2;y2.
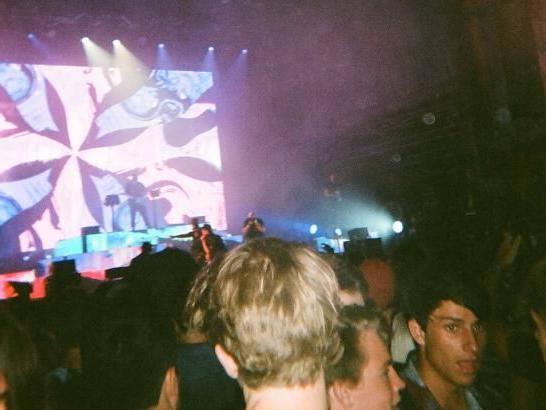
208;238;342;390
141;241;153;254
201;224;212;237
326;305;404;410
0;312;43;410
90;289;179;410
406;264;489;389
324;255;368;306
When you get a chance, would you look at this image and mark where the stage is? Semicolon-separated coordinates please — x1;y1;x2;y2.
0;224;242;300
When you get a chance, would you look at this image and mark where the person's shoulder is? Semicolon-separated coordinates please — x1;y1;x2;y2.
398;378;438;410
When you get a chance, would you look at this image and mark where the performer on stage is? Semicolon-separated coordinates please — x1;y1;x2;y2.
171;218;205;265
200;224;226;264
242;212;266;242
125;174;150;230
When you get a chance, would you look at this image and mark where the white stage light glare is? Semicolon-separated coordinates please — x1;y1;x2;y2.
208;46;215;52
392;220;404;234
242;49;248;54
334;228;342;236
27;33;36;39
309;224;318;235
158;43;165;48
81;37;90;43
113;39;121;46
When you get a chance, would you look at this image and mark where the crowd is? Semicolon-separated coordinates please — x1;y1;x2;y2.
0;217;545;410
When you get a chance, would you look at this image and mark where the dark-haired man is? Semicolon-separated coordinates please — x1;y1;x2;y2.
242;212;265;242
400;269;491;409
125;174;150;230
200;224;226;264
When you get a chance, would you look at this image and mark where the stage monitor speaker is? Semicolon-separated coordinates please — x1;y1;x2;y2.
348;227;369;241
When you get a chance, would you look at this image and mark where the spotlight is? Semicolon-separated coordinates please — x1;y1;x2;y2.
334;228;342;237
112;39;121;46
158;43;165;48
27;33;36;39
392;220;404;234
309;224;318;235
208;46;215;52
81;36;90;43
242;48;248;54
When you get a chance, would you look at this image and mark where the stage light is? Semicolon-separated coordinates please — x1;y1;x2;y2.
242;49;248;54
208;46;214;52
113;39;121;46
27;33;36;39
392;220;404;234
158;43;165;48
309;224;318;235
81;37;90;43
334;228;342;236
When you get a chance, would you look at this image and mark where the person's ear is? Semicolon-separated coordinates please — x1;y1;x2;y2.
408;318;426;346
215;344;239;379
329;381;353;409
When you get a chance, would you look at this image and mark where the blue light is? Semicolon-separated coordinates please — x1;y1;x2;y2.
309;224;318;235
208;46;215;52
158;43;165;48
242;49;248;54
392;220;404;234
27;33;36;39
334;228;342;236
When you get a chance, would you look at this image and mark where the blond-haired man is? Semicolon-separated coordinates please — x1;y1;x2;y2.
204;238;342;409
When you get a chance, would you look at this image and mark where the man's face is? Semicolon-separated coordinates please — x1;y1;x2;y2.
344;331;404;409
416;300;486;390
